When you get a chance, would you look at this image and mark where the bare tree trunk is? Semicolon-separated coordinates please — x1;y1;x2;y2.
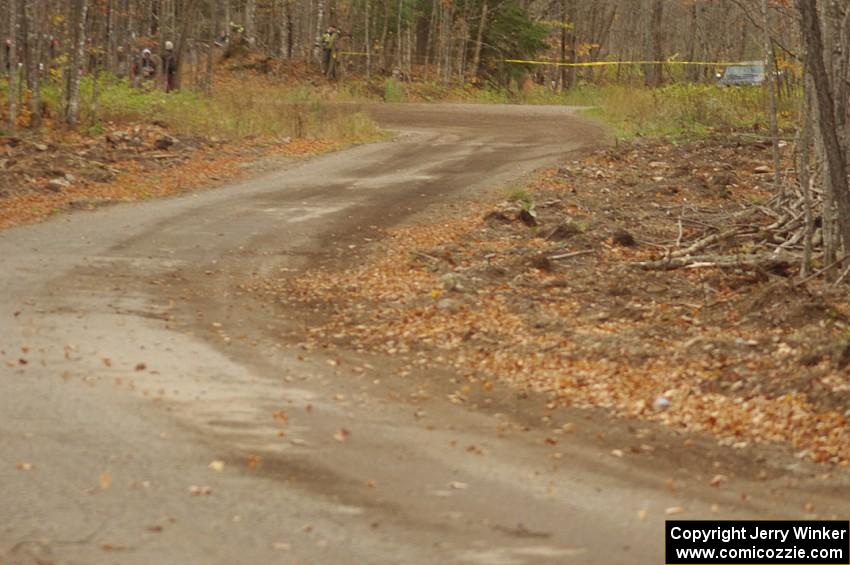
441;0;453;84
559;0;566;89
761;0;783;194
798;0;850;260
314;0;325;64
800;71;814;278
365;0;371;79
224;0;231;40
66;0;88;126
7;0;17;132
27;0;42;129
406;18;412;78
425;0;438;76
471;0;486;79
457;8;465;81
173;0;199;91
642;0;663;87
245;0;257;46
20;0;29;90
280;0;290;58
105;0;115;73
206;0;216;95
686;4;699;82
376;0;387;70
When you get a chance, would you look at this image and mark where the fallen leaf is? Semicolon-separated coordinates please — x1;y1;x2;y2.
333;429;351;442
208;460;225;472
15;461;33;471
100;544;128;551
99;472;112;490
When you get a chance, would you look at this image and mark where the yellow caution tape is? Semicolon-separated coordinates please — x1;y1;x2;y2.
503;59;738;67
334;52;741;68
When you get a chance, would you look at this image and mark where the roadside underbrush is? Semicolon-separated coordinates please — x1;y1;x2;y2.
562;84;800;139
0;74;382;228
11;74;380;143
258;135;850;467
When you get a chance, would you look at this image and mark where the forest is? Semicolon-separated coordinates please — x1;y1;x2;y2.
3;2;850;563
5;0;847;274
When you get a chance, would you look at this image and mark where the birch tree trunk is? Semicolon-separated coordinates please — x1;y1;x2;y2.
314;0;325;63
245;0;257;46
27;0;42;129
66;0;88;126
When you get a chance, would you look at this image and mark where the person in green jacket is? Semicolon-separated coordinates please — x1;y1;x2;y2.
320;26;340;79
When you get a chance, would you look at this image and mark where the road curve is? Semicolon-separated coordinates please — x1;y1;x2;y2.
1;104;846;565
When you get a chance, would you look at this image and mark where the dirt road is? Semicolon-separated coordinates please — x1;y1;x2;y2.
1;104;846;565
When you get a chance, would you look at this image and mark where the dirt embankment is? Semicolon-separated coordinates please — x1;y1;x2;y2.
255;136;850;466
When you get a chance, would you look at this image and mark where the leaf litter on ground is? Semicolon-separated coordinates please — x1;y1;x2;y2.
249;136;850;465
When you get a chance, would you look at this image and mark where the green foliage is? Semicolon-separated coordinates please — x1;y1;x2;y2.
482;0;549;83
383;79;405;103
505;187;534;205
31;75;380;142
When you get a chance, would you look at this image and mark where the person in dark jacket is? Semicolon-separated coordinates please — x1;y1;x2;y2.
163;41;178;92
131;48;158;88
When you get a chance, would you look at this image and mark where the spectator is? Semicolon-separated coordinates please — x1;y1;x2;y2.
162;41;178;93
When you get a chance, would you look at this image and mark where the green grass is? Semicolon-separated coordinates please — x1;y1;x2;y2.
4;75;382;143
504;187;535;205
560;83;800;140
4;72;800;143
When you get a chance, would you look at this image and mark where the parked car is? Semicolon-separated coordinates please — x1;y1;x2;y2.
717;61;765;86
